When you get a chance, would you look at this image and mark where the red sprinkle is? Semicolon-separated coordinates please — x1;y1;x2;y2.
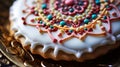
59;40;63;44
31;6;35;9
23;21;27;25
21;17;25;20
31;19;35;22
22;10;26;13
58;33;62;37
53;39;58;43
31;10;35;14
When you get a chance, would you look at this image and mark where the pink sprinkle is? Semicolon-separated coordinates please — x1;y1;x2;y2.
65;0;74;6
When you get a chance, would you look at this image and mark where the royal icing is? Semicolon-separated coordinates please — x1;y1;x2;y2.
10;0;120;58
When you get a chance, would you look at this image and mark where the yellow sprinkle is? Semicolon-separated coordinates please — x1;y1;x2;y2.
84;24;88;27
57;13;61;17
35;18;38;21
105;11;109;15
78;15;82;19
37;17;41;20
46;23;50;25
100;4;106;10
92;20;96;23
59;17;62;20
76;28;80;31
97;21;102;26
82;13;85;17
39;10;43;13
64;25;68;28
54;11;58;14
67;16;73;20
73;19;77;23
70;27;74;29
75;16;78;19
53;24;57;27
51;8;54;11
104;2;108;5
60;29;64;33
62;15;66;18
56;16;59;19
41;14;44;16
80;26;83;29
34;8;38;11
86;9;89;13
88;5;91;9
46;19;49;22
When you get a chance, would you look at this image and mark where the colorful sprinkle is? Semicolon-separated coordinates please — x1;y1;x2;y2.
41;3;47;9
39;21;43;24
47;14;53;20
92;14;97;19
103;16;107;19
69;29;73;33
84;28;88;31
95;0;100;5
60;21;66;27
84;19;90;24
65;0;74;6
78;1;84;5
50;25;54;29
69;8;74;12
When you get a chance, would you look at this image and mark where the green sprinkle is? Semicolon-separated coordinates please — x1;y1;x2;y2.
50;25;54;29
69;29;73;33
39;21;43;24
84;28;87;31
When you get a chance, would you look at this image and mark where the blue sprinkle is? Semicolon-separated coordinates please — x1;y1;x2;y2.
103;16;107;19
47;14;53;20
84;19;90;24
69;8;74;12
78;1;84;5
95;0;100;5
92;14;97;19
41;3;47;9
105;0;109;2
60;21;66;27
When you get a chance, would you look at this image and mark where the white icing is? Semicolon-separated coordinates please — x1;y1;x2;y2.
10;0;120;58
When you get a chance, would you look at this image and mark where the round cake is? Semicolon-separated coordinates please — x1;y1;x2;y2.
10;0;120;61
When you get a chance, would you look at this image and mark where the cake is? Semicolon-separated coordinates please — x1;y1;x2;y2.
10;0;120;62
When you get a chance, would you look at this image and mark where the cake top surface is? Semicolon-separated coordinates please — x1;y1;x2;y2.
10;0;120;58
